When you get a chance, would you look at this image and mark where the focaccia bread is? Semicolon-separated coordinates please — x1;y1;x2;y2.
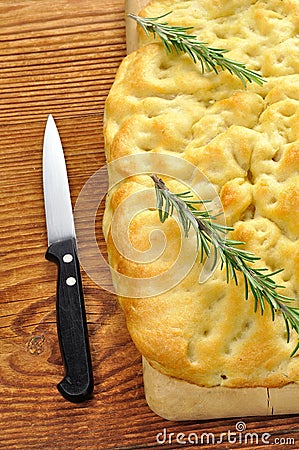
103;0;299;419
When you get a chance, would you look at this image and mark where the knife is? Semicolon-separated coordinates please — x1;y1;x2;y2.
43;114;93;403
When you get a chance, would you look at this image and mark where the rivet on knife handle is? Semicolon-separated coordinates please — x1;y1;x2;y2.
46;237;94;403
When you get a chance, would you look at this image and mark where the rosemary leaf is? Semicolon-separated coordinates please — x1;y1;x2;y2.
128;13;266;87
151;174;299;355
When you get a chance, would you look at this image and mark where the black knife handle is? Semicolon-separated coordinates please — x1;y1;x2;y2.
46;237;93;403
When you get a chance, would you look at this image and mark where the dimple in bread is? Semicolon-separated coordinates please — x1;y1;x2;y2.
103;0;299;418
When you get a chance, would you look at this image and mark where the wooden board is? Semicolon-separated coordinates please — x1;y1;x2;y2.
125;0;148;53
0;1;298;448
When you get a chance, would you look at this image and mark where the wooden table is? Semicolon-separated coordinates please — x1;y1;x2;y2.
0;1;298;448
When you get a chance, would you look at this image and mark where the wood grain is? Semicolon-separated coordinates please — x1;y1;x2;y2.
0;1;298;449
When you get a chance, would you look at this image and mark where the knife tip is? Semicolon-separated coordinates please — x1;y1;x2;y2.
46;114;57;129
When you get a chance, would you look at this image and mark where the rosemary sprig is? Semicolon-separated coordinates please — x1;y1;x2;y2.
128;12;266;87
151;175;299;356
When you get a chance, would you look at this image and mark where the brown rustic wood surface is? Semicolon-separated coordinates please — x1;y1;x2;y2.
0;1;298;449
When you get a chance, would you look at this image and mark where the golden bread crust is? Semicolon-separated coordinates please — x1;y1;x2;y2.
103;0;299;388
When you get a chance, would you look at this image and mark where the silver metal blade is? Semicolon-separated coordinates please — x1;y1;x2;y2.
43;114;75;245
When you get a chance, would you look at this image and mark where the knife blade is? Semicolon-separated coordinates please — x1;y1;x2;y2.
43;114;93;403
